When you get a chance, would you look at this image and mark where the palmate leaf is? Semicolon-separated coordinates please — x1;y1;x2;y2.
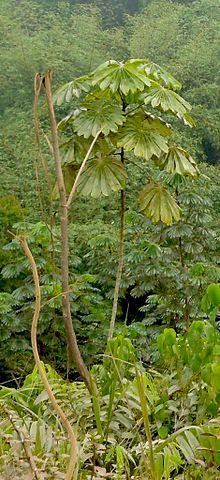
53;76;90;105
143;82;192;116
77;154;127;198
52;137;119;199
140;182;181;225
58;107;87;131
117;112;170;160
158;146;199;176
144;61;182;90
142;111;172;136
60;136;91;165
73;98;124;138
90;59;151;95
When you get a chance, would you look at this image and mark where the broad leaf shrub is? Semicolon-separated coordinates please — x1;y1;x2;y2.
1;166;220;376
157;321;220;426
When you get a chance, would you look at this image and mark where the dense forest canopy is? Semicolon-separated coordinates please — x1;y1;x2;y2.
0;1;220;479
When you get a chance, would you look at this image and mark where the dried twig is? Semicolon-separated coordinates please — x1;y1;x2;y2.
34;74;52;191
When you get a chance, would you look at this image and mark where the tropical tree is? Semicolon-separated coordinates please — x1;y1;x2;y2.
53;58;197;345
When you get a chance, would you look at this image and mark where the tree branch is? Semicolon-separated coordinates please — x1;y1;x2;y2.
19;237;78;480
43;70;92;392
34;74;53;192
67;130;101;209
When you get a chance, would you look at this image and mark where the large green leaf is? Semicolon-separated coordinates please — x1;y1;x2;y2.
140;182;181;225
73;98;124;138
201;283;220;317
144;61;182;90
117;112;170;160
77;154;127;198
90;59;151;95
177;112;196;128
53;76;90;105
143;82;192;116
158;146;199;176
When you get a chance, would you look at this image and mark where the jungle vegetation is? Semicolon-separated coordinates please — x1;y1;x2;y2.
0;1;220;479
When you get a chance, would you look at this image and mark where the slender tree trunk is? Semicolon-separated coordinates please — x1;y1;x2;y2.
108;146;125;341
43;71;92;392
19;237;78;480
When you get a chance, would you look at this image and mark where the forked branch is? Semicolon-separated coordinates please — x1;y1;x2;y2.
43;70;93;391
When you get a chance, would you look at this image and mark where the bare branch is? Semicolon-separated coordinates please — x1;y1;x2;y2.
34;74;52;192
43;70;92;392
19;237;78;480
67;130;101;209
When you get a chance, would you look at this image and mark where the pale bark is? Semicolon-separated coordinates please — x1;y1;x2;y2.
43;71;92;391
20;237;78;480
67;130;101;209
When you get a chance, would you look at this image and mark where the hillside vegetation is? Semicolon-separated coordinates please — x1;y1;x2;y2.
0;1;219;479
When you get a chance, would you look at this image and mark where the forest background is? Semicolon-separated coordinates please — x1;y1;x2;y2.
0;1;220;479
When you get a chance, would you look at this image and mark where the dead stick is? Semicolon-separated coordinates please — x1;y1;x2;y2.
19;237;78;480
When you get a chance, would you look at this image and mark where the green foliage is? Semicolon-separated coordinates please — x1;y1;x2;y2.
0;0;128;204
139;182;180;225
1;0;219;211
143;82;191;116
78;154;127;197
201;283;220;322
56;57;196;227
74;98;125;137
1;161;219;378
117;112;170;161
157;321;220;422
0;2;220;477
0;222;111;377
158;146;198;176
91;59;151;94
0;331;219;478
0;195;26;290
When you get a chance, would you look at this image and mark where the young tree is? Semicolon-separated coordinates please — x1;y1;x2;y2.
53;58;197;345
